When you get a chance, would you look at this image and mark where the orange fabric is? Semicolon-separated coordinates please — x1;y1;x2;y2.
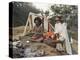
47;32;53;36
43;32;54;39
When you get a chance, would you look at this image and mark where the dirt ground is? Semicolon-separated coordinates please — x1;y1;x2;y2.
10;26;78;58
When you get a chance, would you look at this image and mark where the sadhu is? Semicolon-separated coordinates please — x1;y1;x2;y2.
31;17;60;43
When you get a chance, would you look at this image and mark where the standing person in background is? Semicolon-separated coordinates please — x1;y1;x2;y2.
55;16;72;54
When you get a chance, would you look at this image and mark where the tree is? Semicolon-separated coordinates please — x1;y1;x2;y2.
13;2;40;27
50;4;78;30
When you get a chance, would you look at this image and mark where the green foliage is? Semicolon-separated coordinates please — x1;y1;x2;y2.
50;4;78;30
45;11;49;16
13;2;40;27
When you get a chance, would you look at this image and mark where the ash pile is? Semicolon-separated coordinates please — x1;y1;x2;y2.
9;35;66;58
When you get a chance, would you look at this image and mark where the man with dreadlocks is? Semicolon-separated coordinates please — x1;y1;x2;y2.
32;17;44;42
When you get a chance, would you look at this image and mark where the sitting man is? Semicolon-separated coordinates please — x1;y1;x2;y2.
54;15;72;54
32;17;44;42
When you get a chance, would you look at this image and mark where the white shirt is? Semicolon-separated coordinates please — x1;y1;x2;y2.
55;23;63;34
55;22;72;54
